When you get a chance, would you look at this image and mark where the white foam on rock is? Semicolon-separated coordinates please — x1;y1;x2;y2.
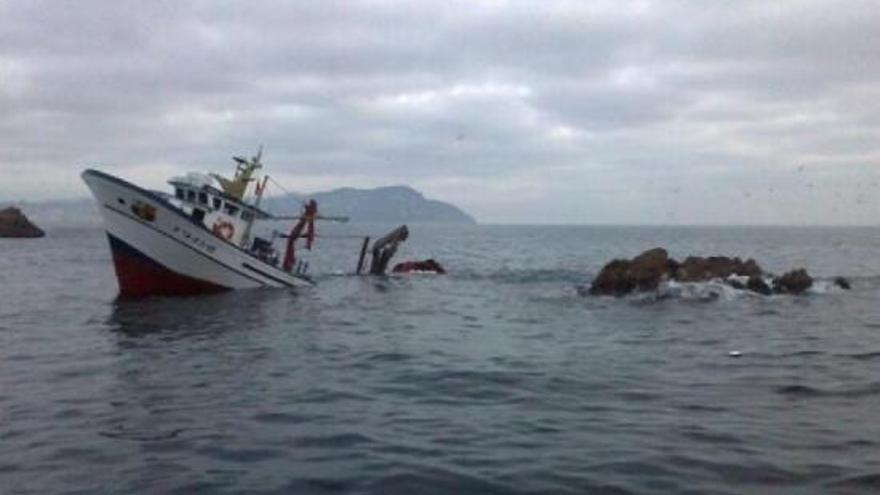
669;280;745;301
628;276;846;301
808;279;845;295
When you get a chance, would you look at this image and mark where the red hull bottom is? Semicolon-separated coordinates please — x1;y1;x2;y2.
108;234;229;298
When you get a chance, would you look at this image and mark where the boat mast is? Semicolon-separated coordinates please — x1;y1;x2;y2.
240;174;269;249
212;146;263;201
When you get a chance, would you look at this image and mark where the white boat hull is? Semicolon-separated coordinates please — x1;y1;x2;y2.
82;169;312;297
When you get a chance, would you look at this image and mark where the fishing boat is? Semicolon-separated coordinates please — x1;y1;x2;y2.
82;149;320;297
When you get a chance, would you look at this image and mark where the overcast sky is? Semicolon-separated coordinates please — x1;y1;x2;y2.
2;0;879;224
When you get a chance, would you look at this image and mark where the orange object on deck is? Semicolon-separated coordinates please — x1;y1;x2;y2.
392;259;446;274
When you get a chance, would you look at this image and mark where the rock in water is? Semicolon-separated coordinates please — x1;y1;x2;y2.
588;247;823;297
676;256;763;282
833;277;852;290
0;207;45;238
589;247;671;296
630;247;673;291
773;269;813;294
589;259;637;296
746;275;773;295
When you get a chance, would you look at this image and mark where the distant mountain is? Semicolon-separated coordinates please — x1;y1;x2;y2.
264;185;476;224
12;185;476;226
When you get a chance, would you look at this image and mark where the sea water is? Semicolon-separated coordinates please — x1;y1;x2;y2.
2;224;880;494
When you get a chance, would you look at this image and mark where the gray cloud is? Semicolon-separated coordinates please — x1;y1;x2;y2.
2;0;879;224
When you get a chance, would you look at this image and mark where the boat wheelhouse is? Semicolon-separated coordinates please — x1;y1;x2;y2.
167;172;268;251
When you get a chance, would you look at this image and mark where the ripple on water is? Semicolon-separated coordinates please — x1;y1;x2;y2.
365;467;513;495
292;432;376;449
677;425;745;446
269;477;355;495
195;446;284;463
776;382;880;399
843;350;880;360
98;426;186;442
675;403;730;413
251;411;323;425
366;351;413;363
396;369;530;405
662;453;802;486
299;387;373;404
828;472;880;489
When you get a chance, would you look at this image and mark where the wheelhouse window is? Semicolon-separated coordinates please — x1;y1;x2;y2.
175;188;184;199
186;189;195;202
212;197;222;210
198;192;208;204
224;203;239;216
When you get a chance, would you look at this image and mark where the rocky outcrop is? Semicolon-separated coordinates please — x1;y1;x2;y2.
589;248;676;296
589;247;822;297
773;269;813;295
0;207;45;238
589;259;637;296
629;248;676;291
676;256;762;282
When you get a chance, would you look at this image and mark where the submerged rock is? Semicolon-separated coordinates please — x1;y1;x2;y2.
833;277;852;290
0;207;44;238
773;269;813;295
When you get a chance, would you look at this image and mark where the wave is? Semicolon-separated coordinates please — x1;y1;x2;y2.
828;472;880;488
842;351;880;361
599;278;759;303
809;278;849;294
776;382;880;399
585;275;872;302
99;426;186;442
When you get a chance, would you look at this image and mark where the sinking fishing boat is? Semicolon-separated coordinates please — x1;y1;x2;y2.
82;149;320;297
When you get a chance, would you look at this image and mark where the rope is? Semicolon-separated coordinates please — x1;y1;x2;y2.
267;176;303;203
263;176;364;240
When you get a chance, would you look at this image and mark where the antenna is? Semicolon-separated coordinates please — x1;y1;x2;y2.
253;145;264;169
